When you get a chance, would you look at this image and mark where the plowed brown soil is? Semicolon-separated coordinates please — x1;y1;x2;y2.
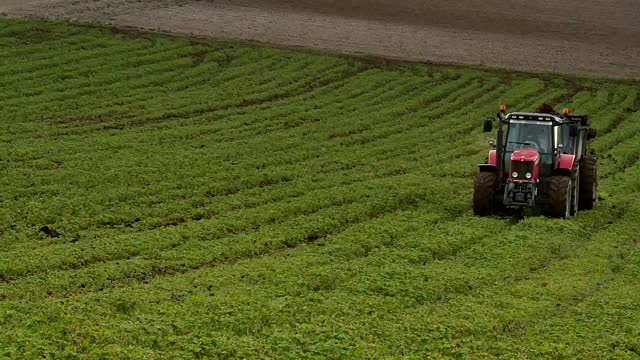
2;0;639;78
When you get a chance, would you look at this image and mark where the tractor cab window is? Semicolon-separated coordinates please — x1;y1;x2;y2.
560;123;577;154
505;122;553;154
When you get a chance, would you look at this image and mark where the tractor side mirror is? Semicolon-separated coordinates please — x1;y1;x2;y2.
483;119;493;132
569;124;579;137
587;128;597;139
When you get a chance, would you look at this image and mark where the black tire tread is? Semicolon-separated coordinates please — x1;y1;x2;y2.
549;175;571;218
571;165;579;216
473;172;496;216
579;156;597;210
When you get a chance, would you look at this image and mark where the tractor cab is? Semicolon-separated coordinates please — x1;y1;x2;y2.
504;114;555;180
474;106;597;218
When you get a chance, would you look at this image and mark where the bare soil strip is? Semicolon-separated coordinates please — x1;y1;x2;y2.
2;0;640;78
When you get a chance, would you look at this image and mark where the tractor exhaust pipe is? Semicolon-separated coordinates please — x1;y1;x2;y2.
495;107;506;183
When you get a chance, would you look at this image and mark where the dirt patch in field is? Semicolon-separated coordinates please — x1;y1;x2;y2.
3;0;640;79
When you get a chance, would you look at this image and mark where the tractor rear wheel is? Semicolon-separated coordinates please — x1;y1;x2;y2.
548;175;572;218
473;172;497;216
571;165;579;216
579;156;597;210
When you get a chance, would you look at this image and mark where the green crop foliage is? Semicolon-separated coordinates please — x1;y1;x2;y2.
0;18;639;359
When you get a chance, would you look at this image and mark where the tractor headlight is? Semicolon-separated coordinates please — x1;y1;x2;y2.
525;172;532;179
512;172;518;178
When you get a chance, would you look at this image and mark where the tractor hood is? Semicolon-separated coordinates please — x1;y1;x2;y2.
511;148;539;162
509;148;540;183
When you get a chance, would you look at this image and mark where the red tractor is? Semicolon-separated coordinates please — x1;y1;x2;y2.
473;106;598;218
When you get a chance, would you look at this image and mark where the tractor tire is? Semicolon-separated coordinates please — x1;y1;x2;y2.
473;172;497;216
579;156;597;210
548;175;572;218
570;165;579;216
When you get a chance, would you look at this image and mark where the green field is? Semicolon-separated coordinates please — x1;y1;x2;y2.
1;18;640;358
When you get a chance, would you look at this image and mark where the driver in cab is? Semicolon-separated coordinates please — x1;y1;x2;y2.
523;130;548;152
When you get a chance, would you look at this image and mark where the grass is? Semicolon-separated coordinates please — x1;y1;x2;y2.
0;18;640;359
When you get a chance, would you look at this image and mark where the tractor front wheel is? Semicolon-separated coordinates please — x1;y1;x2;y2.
579;156;597;210
548;175;572;218
473;172;497;216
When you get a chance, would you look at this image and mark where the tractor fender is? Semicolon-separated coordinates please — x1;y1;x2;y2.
478;150;497;172
553;154;575;177
487;150;496;165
